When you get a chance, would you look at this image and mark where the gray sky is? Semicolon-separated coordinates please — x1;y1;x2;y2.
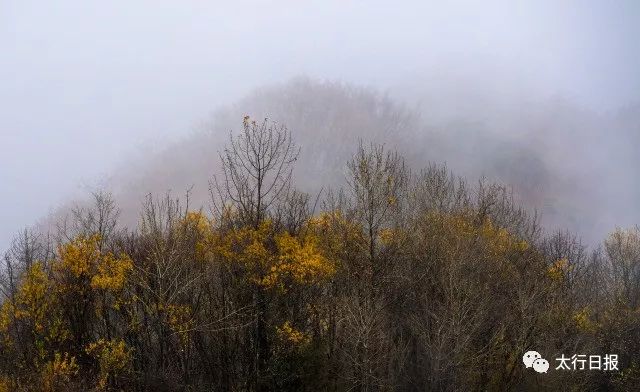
1;0;639;251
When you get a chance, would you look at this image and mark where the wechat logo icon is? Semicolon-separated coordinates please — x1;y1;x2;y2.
523;350;549;374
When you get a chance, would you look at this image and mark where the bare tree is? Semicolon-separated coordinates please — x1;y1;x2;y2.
346;142;408;286
605;226;640;307
210;116;301;391
1;229;52;301
56;191;121;250
211;116;300;228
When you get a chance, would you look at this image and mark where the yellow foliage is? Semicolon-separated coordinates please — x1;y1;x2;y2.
1;262;70;359
182;211;212;236
260;232;335;289
158;303;194;345
85;339;132;390
181;211;214;260
277;321;309;347
165;304;193;331
57;235;101;278
573;307;597;333
40;352;78;392
548;258;571;281
13;262;52;334
0;375;10;392
427;212;528;257
215;220;272;265
214;220;335;290
308;210;365;258
0;302;10;334
90;252;133;291
308;212;331;230
379;227;404;246
478;218;528;255
55;235;133;292
421;212;532;287
16;262;49;313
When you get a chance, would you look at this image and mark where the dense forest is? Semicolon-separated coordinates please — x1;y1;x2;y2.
1;115;639;391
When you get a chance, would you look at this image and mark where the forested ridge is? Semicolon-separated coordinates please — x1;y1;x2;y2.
1;117;639;391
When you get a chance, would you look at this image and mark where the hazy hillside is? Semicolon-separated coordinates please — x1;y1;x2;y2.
3;1;639;390
3;89;639;389
41;78;637;246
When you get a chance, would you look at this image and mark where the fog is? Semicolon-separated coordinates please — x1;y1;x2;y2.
1;0;639;251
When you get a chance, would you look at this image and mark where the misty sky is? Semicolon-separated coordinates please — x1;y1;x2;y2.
1;0;639;252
